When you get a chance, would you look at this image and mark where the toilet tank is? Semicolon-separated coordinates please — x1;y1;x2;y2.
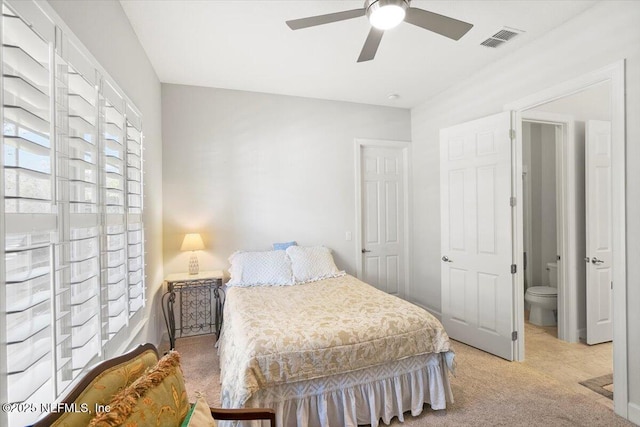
547;262;558;287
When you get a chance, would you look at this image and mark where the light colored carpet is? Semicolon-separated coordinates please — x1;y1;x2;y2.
161;335;636;427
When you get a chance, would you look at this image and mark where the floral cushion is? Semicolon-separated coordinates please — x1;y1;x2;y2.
89;351;190;427
51;348;158;427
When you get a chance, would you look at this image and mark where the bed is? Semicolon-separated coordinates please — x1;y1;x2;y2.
218;247;455;427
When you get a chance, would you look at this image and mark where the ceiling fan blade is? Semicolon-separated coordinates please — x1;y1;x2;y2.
405;8;473;40
357;27;384;63
286;8;365;30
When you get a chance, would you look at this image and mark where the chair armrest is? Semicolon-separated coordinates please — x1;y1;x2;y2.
210;407;276;426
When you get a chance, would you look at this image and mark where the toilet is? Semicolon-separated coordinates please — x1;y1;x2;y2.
525;262;558;326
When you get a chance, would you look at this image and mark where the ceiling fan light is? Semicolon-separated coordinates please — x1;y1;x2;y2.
367;0;408;30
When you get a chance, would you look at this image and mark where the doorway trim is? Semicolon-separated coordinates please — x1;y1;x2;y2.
521;112;578;345
505;60;627;417
354;138;412;298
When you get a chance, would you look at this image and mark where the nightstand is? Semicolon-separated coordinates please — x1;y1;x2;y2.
162;270;224;349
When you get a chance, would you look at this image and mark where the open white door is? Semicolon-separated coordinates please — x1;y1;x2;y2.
585;120;613;345
440;112;515;360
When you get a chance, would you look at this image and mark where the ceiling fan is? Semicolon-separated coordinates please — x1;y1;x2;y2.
286;0;473;63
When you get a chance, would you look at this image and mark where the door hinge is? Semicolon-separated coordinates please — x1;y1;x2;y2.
509;129;516;140
611;281;613;290
512;331;518;341
511;264;517;274
510;197;517;207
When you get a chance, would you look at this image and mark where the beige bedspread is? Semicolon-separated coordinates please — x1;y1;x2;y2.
219;274;451;407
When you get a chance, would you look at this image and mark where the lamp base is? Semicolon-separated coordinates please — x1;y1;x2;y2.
188;253;199;275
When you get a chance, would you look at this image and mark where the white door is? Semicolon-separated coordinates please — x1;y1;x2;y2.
585;120;613;345
360;146;405;295
440;112;515;360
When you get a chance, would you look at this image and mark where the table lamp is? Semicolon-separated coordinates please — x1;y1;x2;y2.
181;233;205;275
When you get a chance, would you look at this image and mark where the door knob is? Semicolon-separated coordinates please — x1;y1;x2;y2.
592;257;604;265
361;249;371;253
442;256;453;263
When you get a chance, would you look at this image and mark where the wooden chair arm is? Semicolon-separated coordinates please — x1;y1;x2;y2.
210;407;276;426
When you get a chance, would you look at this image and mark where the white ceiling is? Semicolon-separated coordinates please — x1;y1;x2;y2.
531;81;611;121
120;0;597;108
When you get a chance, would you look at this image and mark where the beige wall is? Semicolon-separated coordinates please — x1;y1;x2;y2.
161;84;411;278
48;0;164;351
409;1;640;420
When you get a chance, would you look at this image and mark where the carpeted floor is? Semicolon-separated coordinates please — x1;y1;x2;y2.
161;335;636;427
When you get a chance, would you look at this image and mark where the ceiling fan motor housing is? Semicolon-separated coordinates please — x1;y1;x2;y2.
365;0;410;30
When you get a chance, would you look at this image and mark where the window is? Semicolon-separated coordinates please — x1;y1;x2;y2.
1;2;145;426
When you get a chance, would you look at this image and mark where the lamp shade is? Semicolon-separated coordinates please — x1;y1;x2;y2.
180;233;205;251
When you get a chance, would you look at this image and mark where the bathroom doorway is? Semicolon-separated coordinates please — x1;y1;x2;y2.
521;118;564;333
521;81;612;344
517;81;614;406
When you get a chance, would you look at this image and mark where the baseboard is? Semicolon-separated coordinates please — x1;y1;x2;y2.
578;328;586;341
628;402;640;425
410;301;442;320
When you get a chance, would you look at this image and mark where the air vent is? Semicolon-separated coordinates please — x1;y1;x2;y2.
481;38;505;48
480;27;524;48
492;29;519;41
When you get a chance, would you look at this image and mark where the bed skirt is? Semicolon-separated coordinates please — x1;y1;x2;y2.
222;352;454;427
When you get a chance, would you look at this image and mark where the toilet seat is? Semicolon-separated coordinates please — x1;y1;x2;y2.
527;286;557;297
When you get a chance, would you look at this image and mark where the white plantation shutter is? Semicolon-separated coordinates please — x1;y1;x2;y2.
2;5;56;427
126;106;144;315
101;82;129;338
65;42;101;379
1;2;145;426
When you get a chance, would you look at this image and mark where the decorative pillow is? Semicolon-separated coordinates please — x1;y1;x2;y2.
50;347;158;427
272;241;297;251
227;250;294;286
181;393;216;427
89;351;190;427
285;246;344;283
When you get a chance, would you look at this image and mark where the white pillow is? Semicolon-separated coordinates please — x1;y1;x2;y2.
285;246;343;283
227;250;294;286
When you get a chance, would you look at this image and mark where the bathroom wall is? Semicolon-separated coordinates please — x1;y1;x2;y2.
539;124;558;282
574;122;586;334
523;122;532;288
525;122;558;287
